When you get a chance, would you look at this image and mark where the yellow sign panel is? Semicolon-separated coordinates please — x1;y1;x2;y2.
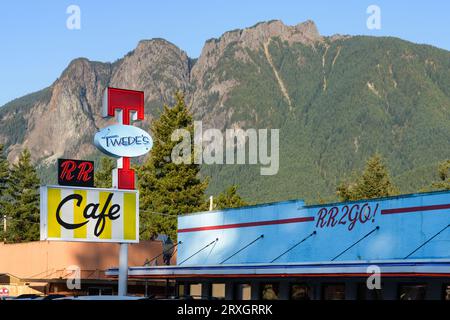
40;186;139;243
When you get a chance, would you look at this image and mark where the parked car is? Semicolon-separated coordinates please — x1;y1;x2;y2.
40;294;67;300
13;294;42;300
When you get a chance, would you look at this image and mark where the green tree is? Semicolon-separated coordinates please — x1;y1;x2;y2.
337;154;398;201
95;157;115;188
0;145;10;224
2;149;40;242
213;185;247;210
137;92;208;240
430;159;450;190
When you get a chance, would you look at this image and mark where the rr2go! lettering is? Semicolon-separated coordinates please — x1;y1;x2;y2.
315;203;379;231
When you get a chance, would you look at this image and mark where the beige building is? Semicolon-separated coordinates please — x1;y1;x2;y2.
0;240;172;297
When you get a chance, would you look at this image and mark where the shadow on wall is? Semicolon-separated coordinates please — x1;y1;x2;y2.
73;240;170;276
0;240;171;281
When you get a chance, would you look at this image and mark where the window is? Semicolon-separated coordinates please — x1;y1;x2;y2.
88;287;113;296
261;283;279;300
444;285;450;300
322;284;345;300
212;283;225;300
357;283;383;300
189;283;202;299
178;284;185;297
234;283;251;300
398;284;426;300
290;283;310;300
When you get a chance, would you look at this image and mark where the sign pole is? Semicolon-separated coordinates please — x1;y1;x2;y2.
116;136;128;297
116;156;129;296
118;241;128;296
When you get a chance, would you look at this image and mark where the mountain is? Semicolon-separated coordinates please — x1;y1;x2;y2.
1;20;450;204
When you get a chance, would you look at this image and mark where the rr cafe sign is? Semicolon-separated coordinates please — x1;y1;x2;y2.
39;87;151;245
40;185;139;243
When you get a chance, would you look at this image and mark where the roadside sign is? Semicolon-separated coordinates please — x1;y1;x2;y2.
0;287;9;297
40;185;138;243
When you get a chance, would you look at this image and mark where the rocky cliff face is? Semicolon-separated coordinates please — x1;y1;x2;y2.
5;58;112;164
189;20;323;128
1;20;450;203
1;38;192;164
109;39;191;117
1;20;323;163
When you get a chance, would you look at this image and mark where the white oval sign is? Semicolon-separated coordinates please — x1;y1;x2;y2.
94;124;153;158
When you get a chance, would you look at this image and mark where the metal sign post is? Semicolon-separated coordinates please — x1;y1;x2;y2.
118;241;129;296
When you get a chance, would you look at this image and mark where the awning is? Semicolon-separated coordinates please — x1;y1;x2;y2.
106;259;450;279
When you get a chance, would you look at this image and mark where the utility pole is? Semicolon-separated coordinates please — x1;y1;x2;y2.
3;215;6;241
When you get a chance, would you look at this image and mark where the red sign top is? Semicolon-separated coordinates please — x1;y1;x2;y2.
103;87;144;125
100;87;146;190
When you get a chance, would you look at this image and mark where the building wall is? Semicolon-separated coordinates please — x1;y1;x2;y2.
0;284;45;296
177;191;450;265
0;240;165;279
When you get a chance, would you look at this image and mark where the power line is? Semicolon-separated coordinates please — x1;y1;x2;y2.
140;210;178;217
2;209;179;230
3;217;40;225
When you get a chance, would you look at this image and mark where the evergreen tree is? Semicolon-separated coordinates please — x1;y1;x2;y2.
3;149;40;242
0;145;10;231
337;154;398;201
0;145;8;191
430;159;450;190
95;157;115;188
213;185;247;210
138;92;208;240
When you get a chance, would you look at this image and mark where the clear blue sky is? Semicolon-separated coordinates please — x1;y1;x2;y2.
0;0;449;106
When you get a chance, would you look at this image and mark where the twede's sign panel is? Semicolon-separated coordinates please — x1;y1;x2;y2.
40;185;138;243
94;124;153;158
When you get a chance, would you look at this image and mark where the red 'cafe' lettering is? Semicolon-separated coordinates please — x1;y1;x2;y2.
315;203;379;231
55;193;121;237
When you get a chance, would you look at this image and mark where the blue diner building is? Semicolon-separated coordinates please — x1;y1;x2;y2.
108;190;450;300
